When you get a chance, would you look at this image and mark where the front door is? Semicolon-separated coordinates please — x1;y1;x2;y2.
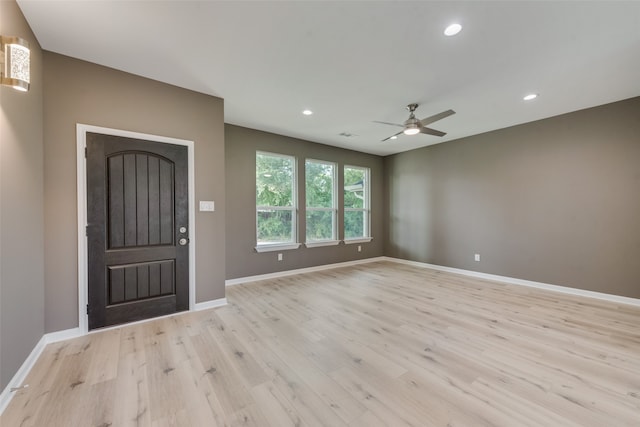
86;132;189;330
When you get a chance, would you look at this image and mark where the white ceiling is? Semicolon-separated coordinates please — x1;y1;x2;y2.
17;1;640;156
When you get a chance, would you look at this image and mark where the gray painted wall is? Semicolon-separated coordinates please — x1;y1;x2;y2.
385;97;640;299
43;53;226;332
0;0;45;389
225;125;385;279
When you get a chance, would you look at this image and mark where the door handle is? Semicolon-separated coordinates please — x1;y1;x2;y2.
179;238;189;246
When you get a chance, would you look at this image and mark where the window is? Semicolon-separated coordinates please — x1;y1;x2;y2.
255;152;299;251
305;159;338;246
344;165;371;241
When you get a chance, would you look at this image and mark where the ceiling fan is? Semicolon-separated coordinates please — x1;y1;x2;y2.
375;104;455;142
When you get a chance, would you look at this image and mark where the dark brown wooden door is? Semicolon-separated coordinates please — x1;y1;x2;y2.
86;132;189;330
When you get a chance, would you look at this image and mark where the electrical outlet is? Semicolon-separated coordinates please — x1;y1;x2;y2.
474;254;480;262
357;245;362;252
277;253;283;261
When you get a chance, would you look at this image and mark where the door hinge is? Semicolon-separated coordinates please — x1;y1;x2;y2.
86;304;90;315
84;147;87;158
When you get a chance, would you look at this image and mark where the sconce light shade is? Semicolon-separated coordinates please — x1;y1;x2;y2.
1;36;30;92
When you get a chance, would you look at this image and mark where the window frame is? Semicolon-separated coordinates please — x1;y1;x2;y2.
343;165;372;243
304;158;339;247
255;151;300;252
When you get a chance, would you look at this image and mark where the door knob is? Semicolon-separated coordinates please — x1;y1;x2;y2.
179;238;189;246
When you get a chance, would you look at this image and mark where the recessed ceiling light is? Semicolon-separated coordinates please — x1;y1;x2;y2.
444;23;462;36
302;109;313;115
523;93;538;101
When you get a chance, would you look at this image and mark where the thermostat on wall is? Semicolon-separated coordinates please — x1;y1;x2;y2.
199;201;215;212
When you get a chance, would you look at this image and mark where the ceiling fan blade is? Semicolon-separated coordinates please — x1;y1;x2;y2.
420;127;446;137
373;120;404;128
382;130;404;142
420;109;456;126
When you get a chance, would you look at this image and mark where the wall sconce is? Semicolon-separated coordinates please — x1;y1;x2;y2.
1;35;30;92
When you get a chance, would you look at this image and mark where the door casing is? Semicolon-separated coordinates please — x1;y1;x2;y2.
77;124;196;334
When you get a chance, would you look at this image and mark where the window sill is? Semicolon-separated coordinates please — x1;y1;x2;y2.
344;237;373;244
255;243;301;253
305;240;341;248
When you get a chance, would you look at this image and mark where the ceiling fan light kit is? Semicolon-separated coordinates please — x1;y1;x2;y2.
403;126;420;135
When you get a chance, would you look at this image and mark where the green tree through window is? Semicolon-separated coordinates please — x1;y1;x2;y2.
256;152;296;245
344;166;370;240
306;160;336;242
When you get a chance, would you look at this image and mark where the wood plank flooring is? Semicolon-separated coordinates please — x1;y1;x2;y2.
2;261;639;426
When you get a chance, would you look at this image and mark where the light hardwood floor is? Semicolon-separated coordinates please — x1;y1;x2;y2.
2;261;639;426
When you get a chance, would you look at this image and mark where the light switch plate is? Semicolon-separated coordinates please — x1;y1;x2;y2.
199;201;215;212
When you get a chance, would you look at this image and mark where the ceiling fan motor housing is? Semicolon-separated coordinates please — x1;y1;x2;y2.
404;116;420;127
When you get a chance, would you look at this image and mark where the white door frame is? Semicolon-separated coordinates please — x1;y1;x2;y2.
76;124;196;334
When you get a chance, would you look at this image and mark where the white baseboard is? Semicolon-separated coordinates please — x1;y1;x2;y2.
44;327;83;344
0;335;47;414
0;326;83;414
226;255;639;307
194;297;228;311
383;256;640;307
225;256;386;286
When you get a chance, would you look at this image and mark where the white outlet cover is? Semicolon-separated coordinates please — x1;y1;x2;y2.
199;201;215;212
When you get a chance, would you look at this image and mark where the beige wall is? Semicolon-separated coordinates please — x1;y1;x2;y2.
43;53;226;332
225;124;385;279
0;0;45;388
385;97;640;299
